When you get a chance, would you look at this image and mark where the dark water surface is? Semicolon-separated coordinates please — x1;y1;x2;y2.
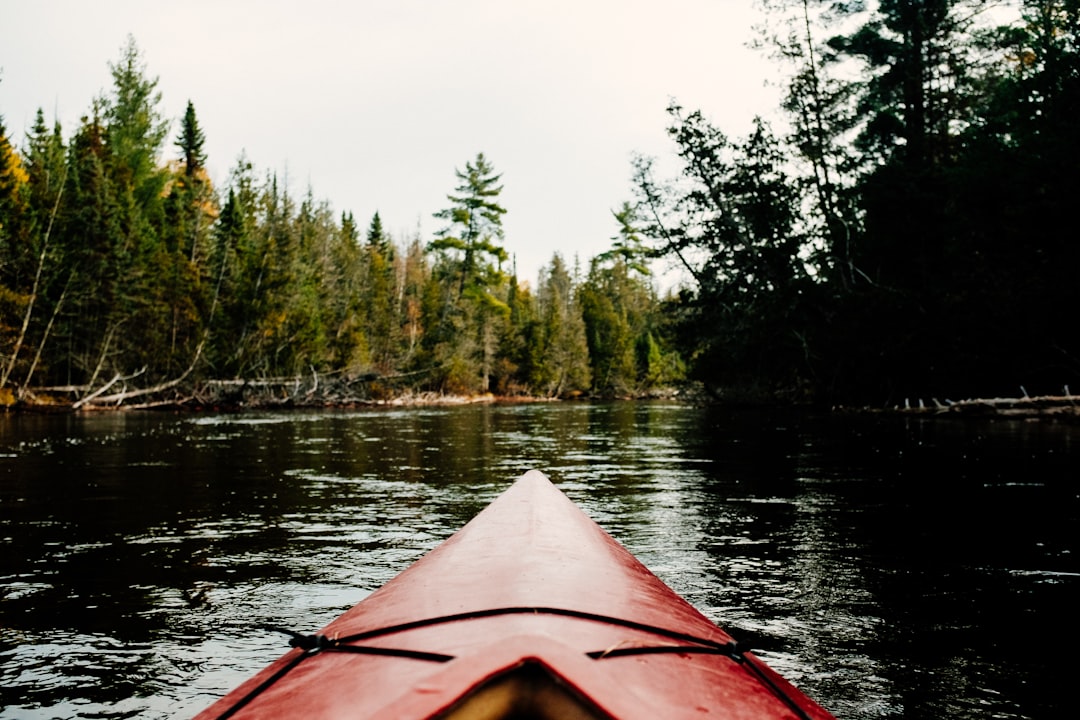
0;403;1077;719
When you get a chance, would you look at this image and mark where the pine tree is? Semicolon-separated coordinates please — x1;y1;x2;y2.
532;254;591;397
0;114;34;391
580;259;640;397
596;202;651;276
176;100;207;177
206;187;248;375
430;152;508;298
23;110;67;240
320;210;368;372
55;109;125;385
399;235;429;365
105;35;169;207
366;210;393;257
759;0;863;289
495;271;538;395
364;212;398;372
427;153;510;392
632;105;810;395
0;115;31;280
280;189;332;374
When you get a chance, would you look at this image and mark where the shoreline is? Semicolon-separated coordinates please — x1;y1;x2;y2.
5;380;1078;421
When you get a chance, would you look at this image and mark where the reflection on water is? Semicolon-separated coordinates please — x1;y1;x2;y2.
1;403;1077;718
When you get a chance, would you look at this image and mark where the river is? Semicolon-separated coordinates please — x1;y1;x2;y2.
1;402;1077;719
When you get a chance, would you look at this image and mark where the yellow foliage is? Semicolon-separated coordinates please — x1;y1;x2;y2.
197;197;220;221
1006;49;1038;71
263;311;288;338
160;162;219;223
0;136;30;189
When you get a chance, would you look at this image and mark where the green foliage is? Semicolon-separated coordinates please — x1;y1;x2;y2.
530;254;591;397
596;202;652;276
57;111;126;379
0;115;34;385
0;43;682;403
579;249;679;397
176;100;207;177
105;36;169;208
495;273;538;395
23;110;66;241
633;106;811;395
0;115;30;275
206;186;255;376
430;152;508;295
363;213;399;372
426;153;511;393
627;0;1080;403
2;8;1073;406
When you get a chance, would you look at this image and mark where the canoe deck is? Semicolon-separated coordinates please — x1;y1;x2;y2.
194;470;836;719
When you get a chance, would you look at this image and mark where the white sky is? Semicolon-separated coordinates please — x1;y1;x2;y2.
1;0;779;286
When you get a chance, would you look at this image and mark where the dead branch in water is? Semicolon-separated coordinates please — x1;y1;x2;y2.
883;390;1080;419
73;343;207;410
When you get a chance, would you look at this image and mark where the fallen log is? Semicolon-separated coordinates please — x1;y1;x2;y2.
72;343;205;410
71;368;146;410
892;391;1079;418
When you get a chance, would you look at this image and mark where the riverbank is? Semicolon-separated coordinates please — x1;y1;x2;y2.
5;375;1077;420
1;374;696;413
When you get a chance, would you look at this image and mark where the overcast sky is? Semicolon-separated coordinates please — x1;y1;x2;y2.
1;0;779;285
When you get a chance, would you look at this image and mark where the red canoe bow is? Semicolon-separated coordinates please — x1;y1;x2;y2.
194;470;837;719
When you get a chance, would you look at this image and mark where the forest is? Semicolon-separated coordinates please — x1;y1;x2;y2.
0;38;681;408
1;1;1078;409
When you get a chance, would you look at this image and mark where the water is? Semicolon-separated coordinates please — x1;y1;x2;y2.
0;403;1077;719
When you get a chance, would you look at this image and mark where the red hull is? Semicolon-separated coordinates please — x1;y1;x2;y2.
194;470;836;719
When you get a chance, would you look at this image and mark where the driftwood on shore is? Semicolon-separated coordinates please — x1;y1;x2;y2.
6;368;1078;417
8;366;521;412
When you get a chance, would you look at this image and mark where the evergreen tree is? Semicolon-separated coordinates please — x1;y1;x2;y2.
210;161;284;377
153;101;216;375
165;104;213;302
430;152;508;298
597;202;651;276
366;210;393;257
817;0;1020;399
206;187;249;375
176;100;207;177
325;210;370;372
399;235;429;365
427;153;510;392
246;172;297;376
496;270;538;395
280;189;332;373
0;114;33;390
364;212;398;372
0;115;31;280
954;0;1080;394
105;35;169;208
760;0;864;290
579;260;637;396
633;106;811;396
55;109;125;386
23;110;67;247
532;253;591;397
